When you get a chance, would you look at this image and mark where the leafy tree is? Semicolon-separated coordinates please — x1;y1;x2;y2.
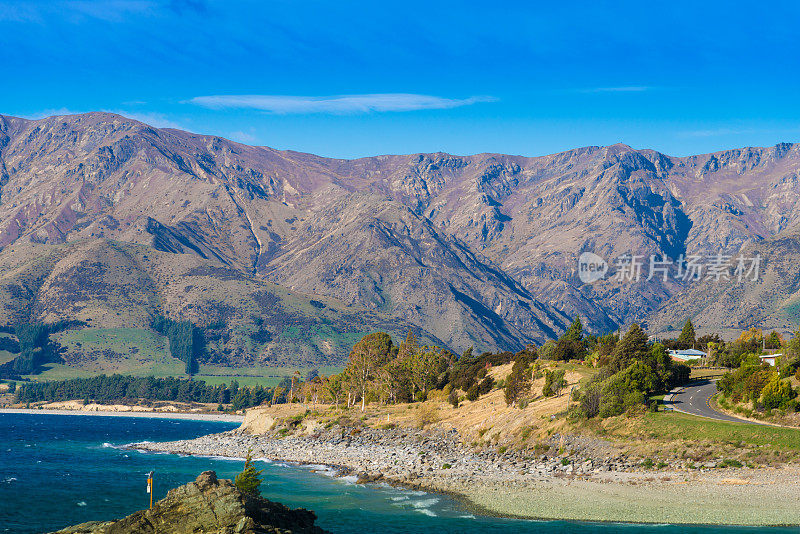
345;332;395;411
505;353;533;406
448;388;459;408
610;323;650;372
599;362;656;417
398;346;449;401
696;333;723;351
717;360;772;403
234;449;263;496
677;319;696;349
562;316;584;344
322;373;345;407
542;369;567;397
764;331;783;350
761;375;796;410
551;338;584;361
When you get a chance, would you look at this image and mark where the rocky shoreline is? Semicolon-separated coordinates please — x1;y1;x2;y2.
131;425;800;525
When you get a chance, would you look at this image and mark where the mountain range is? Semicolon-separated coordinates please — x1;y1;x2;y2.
1;112;799;367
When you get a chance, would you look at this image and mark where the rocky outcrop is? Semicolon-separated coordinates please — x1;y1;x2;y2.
52;471;329;534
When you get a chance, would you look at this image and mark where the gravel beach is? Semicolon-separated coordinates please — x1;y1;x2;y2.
132;425;800;526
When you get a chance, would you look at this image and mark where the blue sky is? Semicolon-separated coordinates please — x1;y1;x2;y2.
2;0;799;158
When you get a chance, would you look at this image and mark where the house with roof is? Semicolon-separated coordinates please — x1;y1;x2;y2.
668;348;706;362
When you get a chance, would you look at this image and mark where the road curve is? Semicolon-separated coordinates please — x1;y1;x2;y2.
666;379;760;424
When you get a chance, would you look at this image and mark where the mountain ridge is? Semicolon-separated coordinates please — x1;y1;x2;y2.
1;111;799;368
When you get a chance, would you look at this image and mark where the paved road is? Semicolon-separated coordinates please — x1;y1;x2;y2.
667;379;759;424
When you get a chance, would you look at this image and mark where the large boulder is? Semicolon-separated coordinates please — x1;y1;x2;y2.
52;471;329;534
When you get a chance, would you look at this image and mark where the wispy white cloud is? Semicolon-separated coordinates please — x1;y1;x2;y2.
187;93;497;114
579;86;651;93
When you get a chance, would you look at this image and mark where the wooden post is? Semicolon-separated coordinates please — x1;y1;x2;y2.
147;471;154;509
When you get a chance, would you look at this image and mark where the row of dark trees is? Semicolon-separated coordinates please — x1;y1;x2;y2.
0;321;82;378
150;316;204;375
14;374;272;411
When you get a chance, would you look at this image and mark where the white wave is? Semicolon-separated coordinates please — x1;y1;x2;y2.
76;502;87;507
202;455;245;462
415;508;437;517
411;498;439;509
390;496;409;502
408;497;440;517
304;463;331;471
3;477;17;484
338;475;358;484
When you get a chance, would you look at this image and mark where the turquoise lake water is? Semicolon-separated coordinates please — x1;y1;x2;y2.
0;412;797;533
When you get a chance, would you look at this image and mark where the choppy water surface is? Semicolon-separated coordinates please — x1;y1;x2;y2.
0;413;796;534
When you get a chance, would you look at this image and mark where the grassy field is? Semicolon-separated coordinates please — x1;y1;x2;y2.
689;368;729;380
195;364;343;388
16;327;343;387
0;351;15;365
0;332;17;365
52;327;186;377
639;411;800;449
23;363;99;381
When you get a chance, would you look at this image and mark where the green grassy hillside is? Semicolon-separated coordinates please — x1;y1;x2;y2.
0;240;442;379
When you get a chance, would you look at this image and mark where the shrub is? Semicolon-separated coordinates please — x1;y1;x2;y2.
761;376;796;410
543;369;566;397
415;403;439;428
448;388;459;408
478;376;494;395
466;384;479;401
234;449;263;496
